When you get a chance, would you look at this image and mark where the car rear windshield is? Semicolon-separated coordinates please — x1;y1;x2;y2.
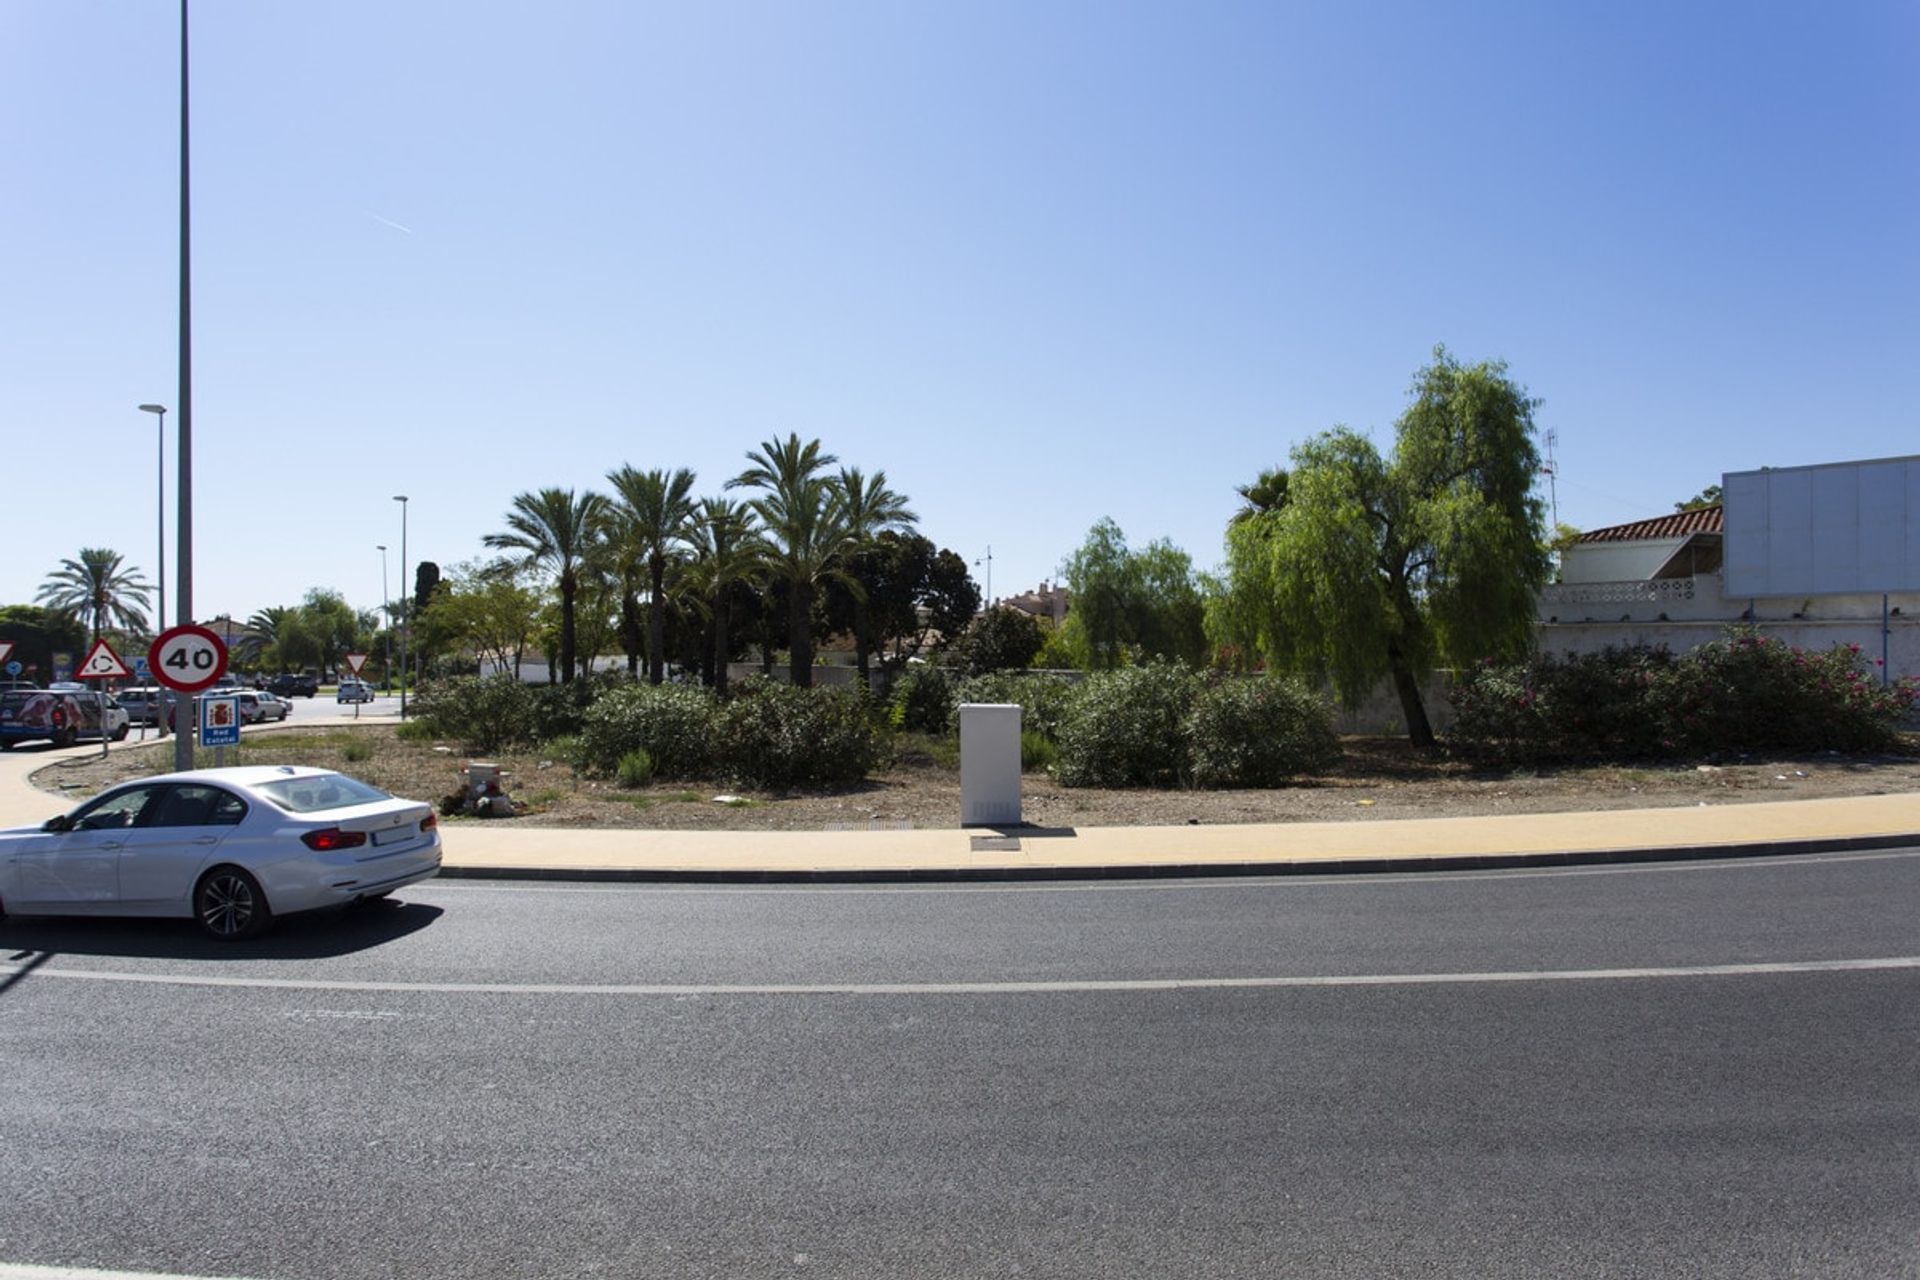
255;775;393;813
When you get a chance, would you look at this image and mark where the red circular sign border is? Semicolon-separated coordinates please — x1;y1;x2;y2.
148;624;231;694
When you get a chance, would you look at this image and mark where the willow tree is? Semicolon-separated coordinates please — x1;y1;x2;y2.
1213;348;1548;746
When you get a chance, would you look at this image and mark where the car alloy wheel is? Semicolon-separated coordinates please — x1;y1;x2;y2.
195;867;270;940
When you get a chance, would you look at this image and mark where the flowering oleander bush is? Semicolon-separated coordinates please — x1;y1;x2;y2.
1448;629;1917;761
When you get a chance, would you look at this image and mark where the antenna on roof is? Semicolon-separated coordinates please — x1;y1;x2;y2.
1540;428;1560;528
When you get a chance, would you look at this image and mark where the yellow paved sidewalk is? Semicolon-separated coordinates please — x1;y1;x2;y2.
435;793;1920;880
6;737;1918;882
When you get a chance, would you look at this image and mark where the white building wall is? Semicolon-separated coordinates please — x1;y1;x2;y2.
1560;539;1688;584
1538;572;1919;681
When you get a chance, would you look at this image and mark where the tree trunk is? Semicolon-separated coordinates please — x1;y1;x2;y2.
648;555;667;685
712;597;729;693
559;574;577;684
854;596;871;686
1386;641;1435;747
622;593;641;678
789;581;813;688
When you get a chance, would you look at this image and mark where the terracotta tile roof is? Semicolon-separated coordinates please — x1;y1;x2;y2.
1576;504;1723;544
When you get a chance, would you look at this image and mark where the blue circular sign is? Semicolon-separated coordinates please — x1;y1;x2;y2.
4;661;20;676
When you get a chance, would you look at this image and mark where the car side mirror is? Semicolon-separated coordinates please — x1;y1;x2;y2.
41;814;73;833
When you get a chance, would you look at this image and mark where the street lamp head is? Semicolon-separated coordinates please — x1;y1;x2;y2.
138;404;167;415
377;543;386;552
393;494;408;503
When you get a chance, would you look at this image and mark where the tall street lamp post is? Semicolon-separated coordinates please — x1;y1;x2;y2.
393;495;409;718
377;544;391;694
138;404;169;737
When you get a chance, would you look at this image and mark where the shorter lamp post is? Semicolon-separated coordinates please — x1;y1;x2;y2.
378;544;391;694
393;495;409;717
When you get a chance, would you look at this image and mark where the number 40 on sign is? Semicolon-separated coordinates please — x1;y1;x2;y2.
148;624;230;694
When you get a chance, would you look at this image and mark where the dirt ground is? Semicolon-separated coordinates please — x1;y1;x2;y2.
27;725;1920;831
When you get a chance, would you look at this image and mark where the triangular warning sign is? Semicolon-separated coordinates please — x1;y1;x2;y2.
344;652;369;675
77;639;131;679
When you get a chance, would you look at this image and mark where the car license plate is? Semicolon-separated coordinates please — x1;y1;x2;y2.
373;826;413;846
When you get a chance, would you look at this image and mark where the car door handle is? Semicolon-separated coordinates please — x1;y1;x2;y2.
192;837;219;845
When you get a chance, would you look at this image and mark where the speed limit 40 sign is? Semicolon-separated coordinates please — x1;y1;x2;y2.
148;624;230;693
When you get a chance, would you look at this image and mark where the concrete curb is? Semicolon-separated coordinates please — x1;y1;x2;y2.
434;831;1920;885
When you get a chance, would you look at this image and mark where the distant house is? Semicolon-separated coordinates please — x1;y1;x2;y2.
995;581;1070;626
1539;458;1920;682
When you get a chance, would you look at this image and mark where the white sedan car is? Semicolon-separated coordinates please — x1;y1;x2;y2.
0;766;441;939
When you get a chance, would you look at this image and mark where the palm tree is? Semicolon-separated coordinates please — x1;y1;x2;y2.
1231;467;1289;525
606;465;699;685
684;497;763;692
836;467;917;684
484;487;609;683
37;548;151;641
726;434;852;687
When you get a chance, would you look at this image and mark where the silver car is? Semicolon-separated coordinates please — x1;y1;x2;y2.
0;766;442;939
237;690;292;724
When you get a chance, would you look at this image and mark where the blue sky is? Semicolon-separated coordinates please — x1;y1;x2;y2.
4;1;1915;628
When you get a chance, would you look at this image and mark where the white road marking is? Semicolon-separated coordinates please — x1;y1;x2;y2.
3;955;1917;998
0;1265;269;1280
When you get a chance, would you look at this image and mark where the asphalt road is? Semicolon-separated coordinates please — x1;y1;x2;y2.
3;848;1918;1279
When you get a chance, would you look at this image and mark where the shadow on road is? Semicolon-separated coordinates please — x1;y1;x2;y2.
0;898;443;969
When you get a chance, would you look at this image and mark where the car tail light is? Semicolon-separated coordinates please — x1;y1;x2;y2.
419;813;437;833
301;827;368;852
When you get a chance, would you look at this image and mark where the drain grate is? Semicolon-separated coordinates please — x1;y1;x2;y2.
970;836;1022;852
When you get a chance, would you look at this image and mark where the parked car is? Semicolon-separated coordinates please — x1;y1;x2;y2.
268;673;319;699
0;766;442;938
237;690;292;724
116;686;169;726
337;677;376;704
0;687;130;749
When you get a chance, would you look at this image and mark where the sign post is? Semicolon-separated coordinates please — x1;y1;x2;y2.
149;624;229;772
75;639;131;760
344;652;369;719
199;694;240;767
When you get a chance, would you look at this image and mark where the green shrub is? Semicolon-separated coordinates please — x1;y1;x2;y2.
615;748;656;789
578;683;718;779
1448;629;1918;762
342;738;374;764
889;665;957;735
716;679;880;789
395;719;437;743
1055;660;1205;788
1020;729;1058;773
1663;629;1916;755
1449;646;1676;762
528;679;605;742
540;734;586;767
409;675;536;754
954;671;1079;741
1187;676;1340;787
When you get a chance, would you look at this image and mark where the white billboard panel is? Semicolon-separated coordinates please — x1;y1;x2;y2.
1722;456;1920;597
